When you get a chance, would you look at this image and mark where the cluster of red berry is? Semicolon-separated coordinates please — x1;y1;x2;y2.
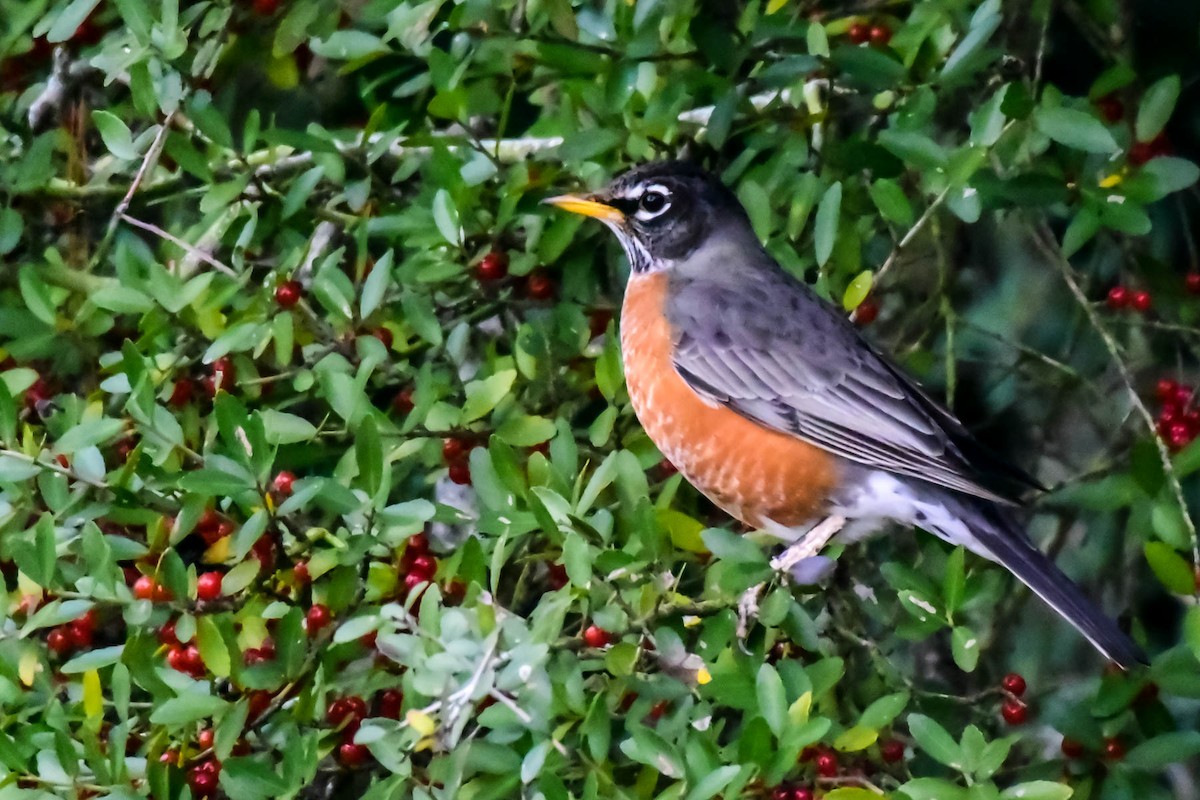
476;249;558;300
325;689;401;767
1105;286;1152;313
443;437;475;486
1128;132;1173;167
399;532;439;597
848;20;893;47
999;671;1029;724
159;621;206;680
1154;379;1198;451
46;609;98;657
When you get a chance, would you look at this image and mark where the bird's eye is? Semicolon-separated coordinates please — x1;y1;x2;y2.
634;188;670;220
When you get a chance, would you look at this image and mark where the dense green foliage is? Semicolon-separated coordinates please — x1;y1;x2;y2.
1;0;1199;798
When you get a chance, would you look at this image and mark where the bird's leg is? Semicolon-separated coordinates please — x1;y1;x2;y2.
770;514;846;575
737;515;847;640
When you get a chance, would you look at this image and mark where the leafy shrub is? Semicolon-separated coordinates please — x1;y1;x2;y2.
0;1;1198;799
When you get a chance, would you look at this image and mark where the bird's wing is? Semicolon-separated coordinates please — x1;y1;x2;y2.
666;265;1039;505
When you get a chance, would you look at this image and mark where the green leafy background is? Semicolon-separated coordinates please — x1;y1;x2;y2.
0;0;1199;799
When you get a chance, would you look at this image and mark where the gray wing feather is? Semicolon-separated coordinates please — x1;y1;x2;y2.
666;259;1035;505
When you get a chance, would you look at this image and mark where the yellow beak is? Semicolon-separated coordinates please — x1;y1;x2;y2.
543;194;625;223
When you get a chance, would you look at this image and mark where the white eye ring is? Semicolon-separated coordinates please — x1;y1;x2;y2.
634;184;671;221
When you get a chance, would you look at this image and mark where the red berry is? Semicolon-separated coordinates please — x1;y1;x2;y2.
187;765;218;797
442;437;469;463
210;357;235;393
24;376;51;410
370;327;394;349
272;470;296;496
47;627;73;655
647;700;669;721
166;645;190;672
1095;94;1124;123
880;738;905;763
1103;737;1125;760
169;378;195;408
447;460;471;485
868;24;892;46
526;269;556;300
815;751;838;777
408;553;437;578
337;742;369;766
791;790;814;800
68;619;94;649
1106;286;1129;309
243;647;270;666
658;459;679;478
251;0;280;15
159;748;179;764
1168;421;1192;450
293;561;311;585
1136;681;1160;705
158;620;179;646
408;533;429;553
247;689;272;719
582;625;612;648
477;250;509;281
184;644;204;671
196;572;222;601
1186;273;1200;295
1174;385;1194;409
392;387;415;414
197;728;215;750
306;603;332;633
1131;290;1151;312
1001;672;1026;696
1001;699;1028;725
1061;737;1085;759
275;280;302;308
589;308;613;338
403;571;428;595
547;562;568;589
133;575;156;600
854;298;879;326
252;535;276;571
1157;379;1180;403
377;688;403;719
848;22;870;43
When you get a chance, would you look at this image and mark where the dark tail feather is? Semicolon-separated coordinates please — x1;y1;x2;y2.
959;504;1147;669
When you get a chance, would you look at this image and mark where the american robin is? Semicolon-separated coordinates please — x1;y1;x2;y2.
548;161;1146;668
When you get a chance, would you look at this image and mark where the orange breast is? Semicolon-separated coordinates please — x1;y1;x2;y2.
620;272;840;529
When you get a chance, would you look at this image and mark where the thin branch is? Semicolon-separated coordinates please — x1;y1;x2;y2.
118;213;238;277
1033;222;1199;589
90;113;175;270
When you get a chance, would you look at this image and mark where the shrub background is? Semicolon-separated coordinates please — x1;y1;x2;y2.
1;0;1199;799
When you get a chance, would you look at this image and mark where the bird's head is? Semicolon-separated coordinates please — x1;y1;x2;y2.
545;161;751;275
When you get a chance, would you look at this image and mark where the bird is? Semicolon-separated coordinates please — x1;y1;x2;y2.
546;160;1146;669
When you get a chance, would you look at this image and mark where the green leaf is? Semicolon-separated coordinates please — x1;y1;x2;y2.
950;626;980;672
48;0;102;42
943;546;966;615
858;692;909;729
197;616;231;677
360;250;393;320
92;111;141;160
432;189;463;246
1061;208;1100;258
1034;107;1118;153
999;781;1073;800
1135;75;1180;143
701;528;768;566
1185;606;1200;662
0;208;24;255
462;370;516;423
60;645;124;674
1143;542;1195;594
757;663;787;737
259;410;318;444
814;182;842;267
148;693;230;726
1124;731;1200;770
842;270;872;311
685;765;743;800
355;414;383;496
869;179;914;226
900;779;968;800
907;714;963;769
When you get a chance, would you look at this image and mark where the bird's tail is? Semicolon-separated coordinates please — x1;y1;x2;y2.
941;497;1147;669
